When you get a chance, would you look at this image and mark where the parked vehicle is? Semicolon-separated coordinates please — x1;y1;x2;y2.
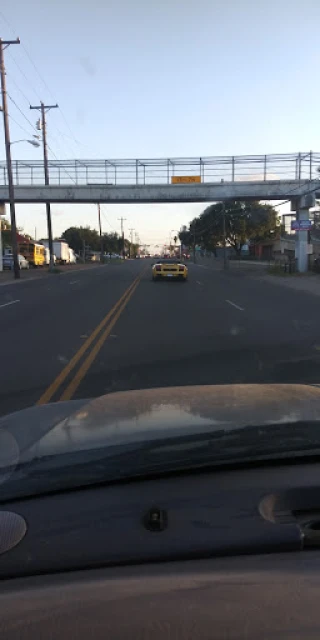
313;257;320;273
18;242;45;267
3;253;29;270
44;248;57;265
86;251;100;262
68;248;77;264
41;240;70;265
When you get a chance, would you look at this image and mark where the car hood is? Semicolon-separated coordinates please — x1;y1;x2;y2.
1;384;320;500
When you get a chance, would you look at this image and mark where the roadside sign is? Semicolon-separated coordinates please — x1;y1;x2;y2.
171;176;201;184
291;220;312;231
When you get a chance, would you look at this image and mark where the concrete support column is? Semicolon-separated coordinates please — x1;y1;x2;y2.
295;207;309;272
293;194;314;273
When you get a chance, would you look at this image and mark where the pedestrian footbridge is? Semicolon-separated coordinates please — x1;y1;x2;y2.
0;152;319;204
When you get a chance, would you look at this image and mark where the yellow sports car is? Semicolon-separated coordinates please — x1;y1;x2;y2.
152;259;188;281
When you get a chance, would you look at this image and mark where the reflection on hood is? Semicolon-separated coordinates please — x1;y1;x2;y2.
10;383;320;461
55;383;320;446
0;384;320;501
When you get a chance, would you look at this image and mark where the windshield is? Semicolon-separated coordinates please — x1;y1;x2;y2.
0;2;319;500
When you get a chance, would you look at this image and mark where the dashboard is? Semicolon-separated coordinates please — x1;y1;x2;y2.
1;461;320;638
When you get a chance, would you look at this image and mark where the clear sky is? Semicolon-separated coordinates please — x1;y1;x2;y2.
0;0;319;246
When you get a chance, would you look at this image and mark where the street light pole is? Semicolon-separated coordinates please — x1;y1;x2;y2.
171;229;181;259
0;37;21;280
192;227;196;263
11;139;40;147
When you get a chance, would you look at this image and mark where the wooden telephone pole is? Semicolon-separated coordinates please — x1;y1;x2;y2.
0;37;20;279
118;217;127;258
97;203;104;262
30;102;58;271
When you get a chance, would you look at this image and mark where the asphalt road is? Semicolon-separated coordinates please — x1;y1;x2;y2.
0;259;320;417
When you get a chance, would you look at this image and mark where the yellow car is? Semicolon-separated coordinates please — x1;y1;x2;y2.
152;259;188;281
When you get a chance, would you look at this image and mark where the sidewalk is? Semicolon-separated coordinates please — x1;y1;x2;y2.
194;255;320;297
0;262;105;286
194;255;271;273
256;272;320;297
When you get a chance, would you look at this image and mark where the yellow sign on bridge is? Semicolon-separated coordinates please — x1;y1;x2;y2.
171;176;201;184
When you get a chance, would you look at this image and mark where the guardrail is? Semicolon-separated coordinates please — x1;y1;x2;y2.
0;152;319;187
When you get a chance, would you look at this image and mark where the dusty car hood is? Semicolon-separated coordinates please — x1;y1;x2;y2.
1;384;320;500
2;383;320;458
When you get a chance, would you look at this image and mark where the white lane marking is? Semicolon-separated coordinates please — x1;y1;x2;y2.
196;280;203;286
0;299;20;310
225;299;244;312
195;264;208;269
69;280;80;285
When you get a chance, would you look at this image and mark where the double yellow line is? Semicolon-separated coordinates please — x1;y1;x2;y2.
37;273;142;405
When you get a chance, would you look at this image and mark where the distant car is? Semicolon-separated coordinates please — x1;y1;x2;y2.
152;259;188;282
3;254;29;270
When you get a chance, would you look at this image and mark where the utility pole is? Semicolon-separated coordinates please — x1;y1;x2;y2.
0;37;21;280
0;217;3;272
129;228;135;258
118;217;127;259
192;227;196;263
30;101;58;271
222;202;228;270
97;203;104;262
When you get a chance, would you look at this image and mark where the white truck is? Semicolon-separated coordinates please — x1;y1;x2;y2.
41;240;70;264
44;247;56;265
68;247;77;264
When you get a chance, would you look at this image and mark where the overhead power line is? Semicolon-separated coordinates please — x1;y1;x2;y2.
46;144;76;184
7;93;37;133
100;206;116;231
6;74;31;107
8;112;34;137
0;8;84;155
7;50;42;103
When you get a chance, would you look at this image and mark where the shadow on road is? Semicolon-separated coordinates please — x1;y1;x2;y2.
80;342;320;399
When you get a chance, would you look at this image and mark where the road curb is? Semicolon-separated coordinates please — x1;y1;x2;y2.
0;264;107;287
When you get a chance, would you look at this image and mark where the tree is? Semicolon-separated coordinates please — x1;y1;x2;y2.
179;225;192;248
310;204;320;240
61;226;132;256
61;226;100;253
1;219;33;249
103;232;122;255
182;201;279;256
